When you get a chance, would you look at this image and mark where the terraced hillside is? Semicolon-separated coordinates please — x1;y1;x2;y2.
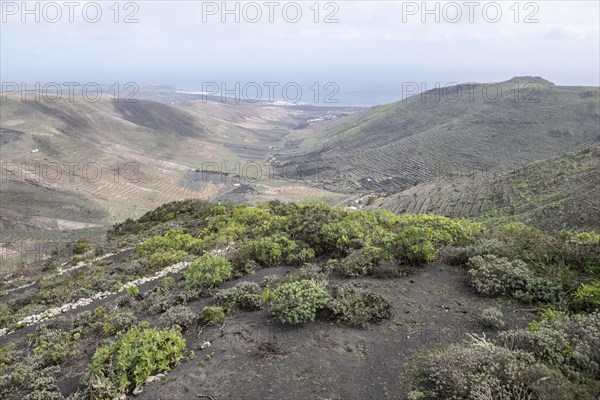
274;77;600;192
367;147;600;232
0;93;354;268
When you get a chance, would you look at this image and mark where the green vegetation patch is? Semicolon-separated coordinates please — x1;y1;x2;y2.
84;325;186;398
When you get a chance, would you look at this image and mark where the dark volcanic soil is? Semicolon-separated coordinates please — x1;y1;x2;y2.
134;264;532;400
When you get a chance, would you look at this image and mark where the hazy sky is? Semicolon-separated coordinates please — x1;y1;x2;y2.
1;1;599;105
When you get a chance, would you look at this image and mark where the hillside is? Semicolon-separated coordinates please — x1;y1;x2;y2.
367;147;600;232
0;201;598;399
274;77;600;192
0;93;354;267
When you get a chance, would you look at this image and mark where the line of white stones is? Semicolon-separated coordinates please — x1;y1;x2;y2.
0;261;189;338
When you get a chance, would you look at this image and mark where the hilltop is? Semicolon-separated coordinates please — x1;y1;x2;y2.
274;77;599;192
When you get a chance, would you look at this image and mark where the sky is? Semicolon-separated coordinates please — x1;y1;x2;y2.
1;1;599;106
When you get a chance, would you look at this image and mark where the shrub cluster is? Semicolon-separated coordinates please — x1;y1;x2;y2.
159;305;198;330
240;235;298;267
136;230;202;256
73;306;138;338
84;326;186;398
328;284;393;327
201;306;225;325
444;238;510;266
214;282;264;312
340;246;382;278
479;307;505;329
284;263;330;288
183;254;231;288
270;280;329;325
467;255;558;303
574;281;600;311
420;312;600;400
148;250;188;269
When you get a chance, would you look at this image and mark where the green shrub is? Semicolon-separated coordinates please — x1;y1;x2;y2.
574;281;600;311
126;285;139;298
500;222;542;247
340;246;383;277
159;306;197;330
30;326;76;368
445;238;510;266
200;306;225;325
0;344;15;373
214;282;264;312
85;326;186;398
183;254;231;288
287;247;316;265
136;230;201;256
480;307;505;329
241;236;298;267
328;284;393;327
467;255;558;303
320;210;382;255
420;313;600;400
242;237;282;267
388;226;437;265
72;240;94;255
285;263;329;288
148;250;187;269
74;308;137;337
425;335;562;400
396;214;483;245
270;280;329;325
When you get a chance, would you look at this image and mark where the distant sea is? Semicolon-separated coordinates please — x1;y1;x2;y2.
174;81;413;108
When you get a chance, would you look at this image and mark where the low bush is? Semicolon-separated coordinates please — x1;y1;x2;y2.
72;240;94;255
74;308;137;338
284;263;330;288
148;250;187;269
214;282;264;312
270;280;329;325
84;326;186;398
574;281;600;311
136;230;202;256
183;254;231;288
159;306;197;330
241;236;298;267
286;246;316;266
328;284;393;327
497;312;600;379
200;306;225;325
373;228;437;266
396;214;483;245
144;286;203;315
480;307;505;329
340;246;382;278
418;312;600;399
425;335;565;400
30;326;77;368
467;255;558;303
444;238;511;266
